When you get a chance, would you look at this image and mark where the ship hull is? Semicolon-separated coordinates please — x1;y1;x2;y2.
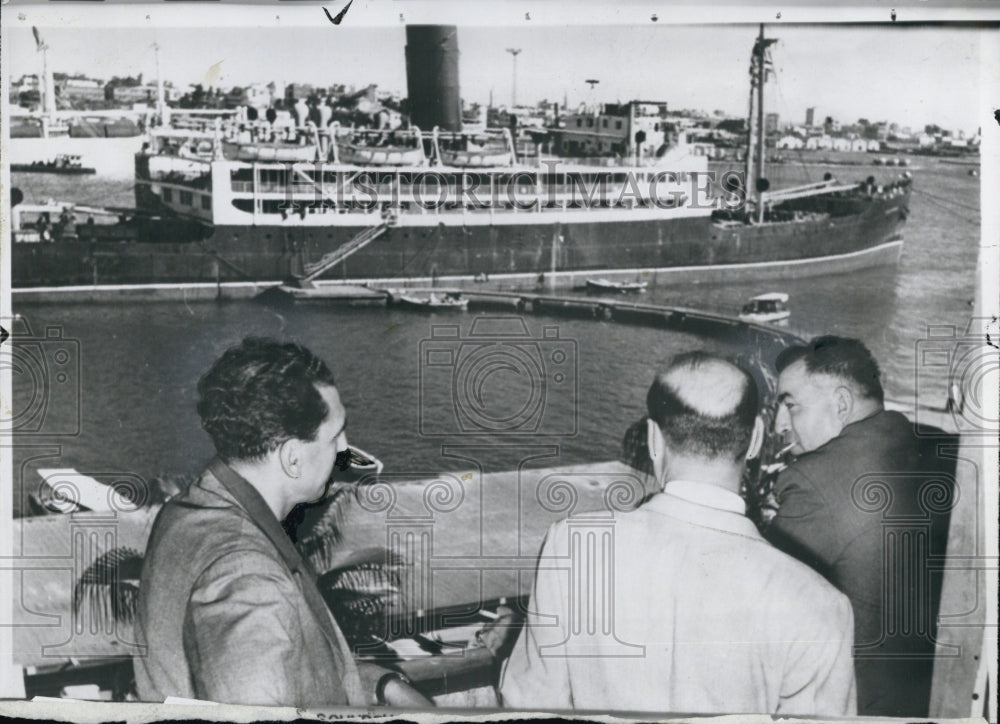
11;193;908;290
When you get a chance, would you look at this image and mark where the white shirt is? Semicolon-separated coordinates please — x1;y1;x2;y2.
500;480;857;715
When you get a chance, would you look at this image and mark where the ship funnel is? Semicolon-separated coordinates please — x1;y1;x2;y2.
405;25;462;132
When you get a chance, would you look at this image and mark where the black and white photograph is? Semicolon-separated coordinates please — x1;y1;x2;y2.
1;2;997;720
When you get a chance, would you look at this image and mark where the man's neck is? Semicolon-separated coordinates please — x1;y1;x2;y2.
845;401;883;428
227;458;292;521
665;454;743;495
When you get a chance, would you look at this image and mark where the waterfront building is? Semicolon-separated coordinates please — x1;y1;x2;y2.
552;100;672;159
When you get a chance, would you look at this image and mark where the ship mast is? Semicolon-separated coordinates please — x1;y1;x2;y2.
746;25;776;223
32;27;56;119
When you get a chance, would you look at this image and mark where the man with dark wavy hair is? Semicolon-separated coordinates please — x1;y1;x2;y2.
135;338;428;708
768;335;937;717
501;352;856;715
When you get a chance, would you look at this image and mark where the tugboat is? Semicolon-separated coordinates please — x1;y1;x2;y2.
11;154;96;175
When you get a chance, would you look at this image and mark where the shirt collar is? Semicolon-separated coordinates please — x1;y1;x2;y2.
663;479;747;515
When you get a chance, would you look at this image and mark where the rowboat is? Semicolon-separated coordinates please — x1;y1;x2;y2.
395;293;469;311
585;278;648;294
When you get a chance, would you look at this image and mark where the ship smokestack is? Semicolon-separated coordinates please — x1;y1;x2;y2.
405;25;462;132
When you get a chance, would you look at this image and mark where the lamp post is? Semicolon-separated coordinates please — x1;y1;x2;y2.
506;48;522;108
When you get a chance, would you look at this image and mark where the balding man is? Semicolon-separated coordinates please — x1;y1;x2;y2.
500;352;856;715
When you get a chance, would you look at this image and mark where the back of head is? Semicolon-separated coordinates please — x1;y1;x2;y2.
776;335;884;405
646;352;759;461
197;337;336;463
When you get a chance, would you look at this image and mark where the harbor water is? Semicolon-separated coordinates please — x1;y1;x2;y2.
9;158;980;516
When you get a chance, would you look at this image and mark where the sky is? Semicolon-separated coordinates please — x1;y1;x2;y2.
5;23;985;135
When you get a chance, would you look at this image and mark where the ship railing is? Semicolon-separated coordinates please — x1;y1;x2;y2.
265;195;690;220
243;186;690;209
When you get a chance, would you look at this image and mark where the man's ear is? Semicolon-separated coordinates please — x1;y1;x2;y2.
834;385;854;422
278;438;301;478
745;415;765;461
646;418;666;484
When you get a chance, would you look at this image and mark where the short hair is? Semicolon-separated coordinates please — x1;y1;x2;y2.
646;352;759;460
197;337;337;462
620;417;654;476
776;335;884;404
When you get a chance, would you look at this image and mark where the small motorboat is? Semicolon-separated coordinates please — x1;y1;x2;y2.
396;292;469;311
585;278;648;294
739;292;790;323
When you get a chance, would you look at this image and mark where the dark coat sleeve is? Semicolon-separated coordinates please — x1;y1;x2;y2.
765;465;845;577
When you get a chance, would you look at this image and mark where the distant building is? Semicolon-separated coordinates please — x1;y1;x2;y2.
776;135;804;150
552;100;672;158
12;74;41;92
244;83;272;108
108;85;158;104
806;135;833;151
59;77;105;102
805;107;815;127
224;87;249;108
285;83;316;103
765;112;779;135
849;138;868;152
10;74;41;105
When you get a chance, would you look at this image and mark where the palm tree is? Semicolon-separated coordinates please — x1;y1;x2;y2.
73;546;144;629
74;481;406;650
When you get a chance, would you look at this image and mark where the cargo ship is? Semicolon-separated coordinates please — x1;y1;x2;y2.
11;26;911;290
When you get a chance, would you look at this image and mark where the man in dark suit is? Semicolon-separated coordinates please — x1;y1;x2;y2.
135;338;429;708
767;336;942;717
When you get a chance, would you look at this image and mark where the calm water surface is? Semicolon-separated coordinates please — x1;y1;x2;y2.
10;159;980;516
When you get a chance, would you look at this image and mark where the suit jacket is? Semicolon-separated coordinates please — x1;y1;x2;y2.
500;480;857;715
134;459;366;707
766;410;939;717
